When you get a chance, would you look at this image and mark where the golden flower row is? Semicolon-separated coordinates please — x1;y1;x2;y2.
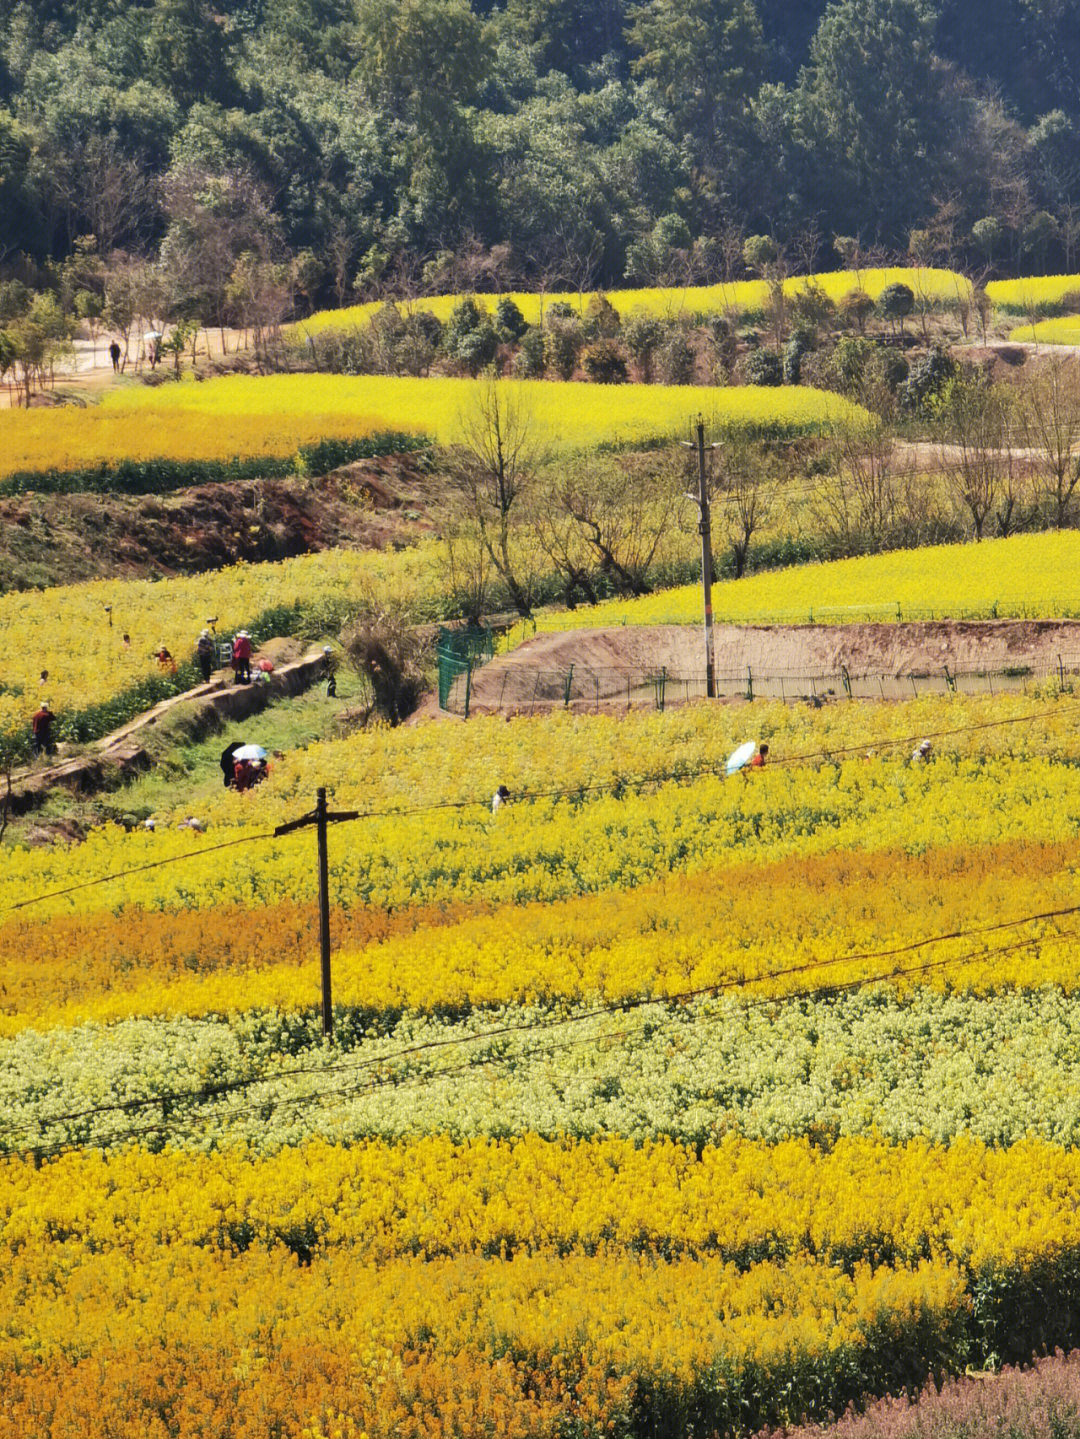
0;408;414;483
2;700;1079;946
5;832;1078;1035
2;1243;966;1414
2;1134;1076;1275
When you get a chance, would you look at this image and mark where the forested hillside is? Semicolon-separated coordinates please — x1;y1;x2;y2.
2;0;1080;300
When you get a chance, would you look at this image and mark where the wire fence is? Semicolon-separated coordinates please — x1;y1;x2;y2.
441;654;1080;716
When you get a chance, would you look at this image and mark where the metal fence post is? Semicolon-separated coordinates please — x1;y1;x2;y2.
746;665;753;701
463;660;473;719
840;663;852;699
564;664;574;708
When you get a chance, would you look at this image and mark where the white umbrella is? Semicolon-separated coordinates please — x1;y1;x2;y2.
232;744;267;761
144;330;163;341
725;741;757;776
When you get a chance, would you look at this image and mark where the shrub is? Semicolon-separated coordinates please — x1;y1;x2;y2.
623;314;665;381
545;301;577;324
513;326;546;378
783;336;809;386
456;323;500;376
901;345;958;414
581;339;629;384
444;297;483;354
544;319;583;380
494;297;527;341
838;288;875;333
584;293;621;339
879;282;915;331
657;330;695;385
742;348;783;387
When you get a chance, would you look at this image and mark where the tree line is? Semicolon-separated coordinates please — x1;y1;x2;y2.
3;0;1080;301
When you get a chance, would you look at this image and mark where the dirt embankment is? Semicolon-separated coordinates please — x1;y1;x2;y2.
0;454;439;592
461;620;1080;712
8;640;328;820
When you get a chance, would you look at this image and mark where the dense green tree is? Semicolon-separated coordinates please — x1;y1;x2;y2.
626;0;764;206
790;0;954;243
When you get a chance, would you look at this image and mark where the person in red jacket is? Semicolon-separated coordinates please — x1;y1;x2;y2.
231;630;252;685
31;701;55;758
749;743;769;770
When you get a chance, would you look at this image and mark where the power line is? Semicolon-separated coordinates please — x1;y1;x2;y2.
15;922;1074;1164
8;900;1078;1155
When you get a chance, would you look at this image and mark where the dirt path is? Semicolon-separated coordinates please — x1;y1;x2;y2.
445;619;1080;715
8;641;328;817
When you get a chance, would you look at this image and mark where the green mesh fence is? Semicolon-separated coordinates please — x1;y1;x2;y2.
436;625;495;714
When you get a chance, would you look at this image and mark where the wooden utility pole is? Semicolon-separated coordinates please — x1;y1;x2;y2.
315;787;333;1037
682;416;717;698
275;788;360;1040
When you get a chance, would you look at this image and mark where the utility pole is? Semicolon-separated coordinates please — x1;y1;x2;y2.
315;787;333;1037
275;788;360;1040
681;416;718;699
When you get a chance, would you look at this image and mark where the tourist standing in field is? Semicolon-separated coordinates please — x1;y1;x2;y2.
30;701;54;757
492;784;511;814
196;629;215;683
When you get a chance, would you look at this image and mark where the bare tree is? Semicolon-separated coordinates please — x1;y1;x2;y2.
448;374;550;616
813;422;899;552
1019;356;1080;528
545;450;683;597
49;134;156;256
714;438;777;578
938;375;1014;540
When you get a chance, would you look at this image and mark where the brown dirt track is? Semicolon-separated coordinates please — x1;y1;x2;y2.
456;619;1080;714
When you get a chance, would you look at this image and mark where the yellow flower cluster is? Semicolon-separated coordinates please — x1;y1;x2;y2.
1;1133;1074;1273
0;407;411;484
102;372;865;452
527;529;1080;632
297;268;971;334
3;692;1078;938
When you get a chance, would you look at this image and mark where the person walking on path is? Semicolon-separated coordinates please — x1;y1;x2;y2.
231;630;252;685
196;629;215;684
31;701;55;758
109;341;121;373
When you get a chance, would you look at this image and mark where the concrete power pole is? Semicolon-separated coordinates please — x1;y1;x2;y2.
682;416;717;698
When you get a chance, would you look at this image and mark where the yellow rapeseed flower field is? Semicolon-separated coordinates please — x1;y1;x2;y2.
988;274;1080;313
102;371;866;451
1008;314;1080;344
0;542;441;743
0;407;412;484
526;529;1080;632
297;268;971;334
